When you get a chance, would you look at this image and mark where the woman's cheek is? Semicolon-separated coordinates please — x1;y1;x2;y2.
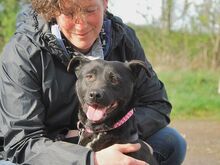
57;15;75;30
63;21;75;30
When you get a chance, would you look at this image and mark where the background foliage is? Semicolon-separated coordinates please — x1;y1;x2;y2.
0;0;20;49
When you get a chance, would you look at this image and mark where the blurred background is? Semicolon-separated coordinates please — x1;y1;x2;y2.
0;0;220;164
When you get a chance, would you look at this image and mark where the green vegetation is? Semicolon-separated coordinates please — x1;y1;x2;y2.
158;69;220;120
132;25;218;69
0;0;21;49
130;25;220;120
131;25;220;120
0;0;29;49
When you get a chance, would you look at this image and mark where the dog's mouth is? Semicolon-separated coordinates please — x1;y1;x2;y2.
83;101;119;122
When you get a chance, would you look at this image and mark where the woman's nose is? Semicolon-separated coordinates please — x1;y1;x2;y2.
73;13;86;24
73;14;88;29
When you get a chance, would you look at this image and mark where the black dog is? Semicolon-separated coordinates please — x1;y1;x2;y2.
67;56;158;165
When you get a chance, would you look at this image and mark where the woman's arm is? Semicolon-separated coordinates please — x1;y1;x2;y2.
124;26;172;139
0;35;93;165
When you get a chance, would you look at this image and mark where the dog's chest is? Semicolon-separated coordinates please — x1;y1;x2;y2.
79;131;122;151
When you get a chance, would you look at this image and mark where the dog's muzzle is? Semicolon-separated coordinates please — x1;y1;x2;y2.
83;101;119;122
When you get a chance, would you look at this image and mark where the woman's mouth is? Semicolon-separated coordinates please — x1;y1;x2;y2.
74;30;91;37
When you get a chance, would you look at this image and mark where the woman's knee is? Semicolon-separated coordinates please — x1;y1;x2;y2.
164;127;187;164
146;127;187;165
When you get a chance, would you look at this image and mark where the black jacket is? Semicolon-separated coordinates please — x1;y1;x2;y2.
0;5;171;165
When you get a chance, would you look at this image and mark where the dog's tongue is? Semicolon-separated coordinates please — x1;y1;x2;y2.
86;105;106;122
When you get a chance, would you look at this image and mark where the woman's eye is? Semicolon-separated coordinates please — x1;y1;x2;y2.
84;6;98;13
62;11;74;18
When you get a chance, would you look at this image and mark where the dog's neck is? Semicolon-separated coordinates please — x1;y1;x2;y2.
78;109;134;133
113;109;134;129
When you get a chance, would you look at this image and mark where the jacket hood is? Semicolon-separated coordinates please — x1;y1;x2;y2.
15;5;72;66
16;5;50;44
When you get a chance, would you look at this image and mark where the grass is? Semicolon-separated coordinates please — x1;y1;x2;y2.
157;69;220;120
131;25;220;120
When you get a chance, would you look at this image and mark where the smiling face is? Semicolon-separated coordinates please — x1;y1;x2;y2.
75;59;135;123
56;0;108;53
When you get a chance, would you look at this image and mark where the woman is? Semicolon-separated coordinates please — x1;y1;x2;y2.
0;0;186;164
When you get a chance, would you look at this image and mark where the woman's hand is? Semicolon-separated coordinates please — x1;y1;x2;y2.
94;143;149;165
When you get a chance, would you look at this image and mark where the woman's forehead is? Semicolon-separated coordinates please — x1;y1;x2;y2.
60;0;101;13
59;0;102;14
60;0;101;7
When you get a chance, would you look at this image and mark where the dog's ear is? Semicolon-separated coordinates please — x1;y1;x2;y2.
127;60;152;78
67;56;90;74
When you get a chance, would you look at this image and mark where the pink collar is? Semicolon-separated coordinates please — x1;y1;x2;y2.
113;109;134;129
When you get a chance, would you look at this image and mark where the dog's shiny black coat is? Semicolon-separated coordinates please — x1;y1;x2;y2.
68;56;158;165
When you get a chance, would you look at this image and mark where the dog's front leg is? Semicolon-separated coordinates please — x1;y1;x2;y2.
86;132;107;151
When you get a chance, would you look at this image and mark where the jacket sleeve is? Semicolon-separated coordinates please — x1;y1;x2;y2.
0;35;94;165
125;26;172;139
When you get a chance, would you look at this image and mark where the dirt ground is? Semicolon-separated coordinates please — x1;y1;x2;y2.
171;119;220;165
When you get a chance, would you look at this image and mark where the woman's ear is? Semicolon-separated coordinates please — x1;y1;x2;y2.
127;60;152;79
103;0;108;11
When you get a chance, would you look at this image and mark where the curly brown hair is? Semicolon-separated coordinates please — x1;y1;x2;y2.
31;0;61;21
31;0;104;21
31;0;83;21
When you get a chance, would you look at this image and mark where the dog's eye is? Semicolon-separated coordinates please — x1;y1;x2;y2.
109;72;119;85
85;73;95;81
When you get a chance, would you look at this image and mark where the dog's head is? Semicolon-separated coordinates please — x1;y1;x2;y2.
67;56;151;124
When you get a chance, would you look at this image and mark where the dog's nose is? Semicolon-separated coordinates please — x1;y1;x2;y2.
89;91;102;100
